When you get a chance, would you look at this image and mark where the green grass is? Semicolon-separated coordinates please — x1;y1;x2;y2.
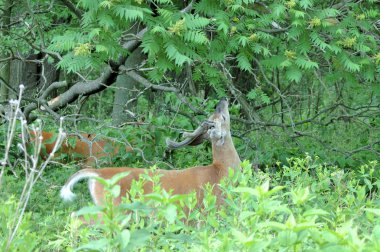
1;156;380;251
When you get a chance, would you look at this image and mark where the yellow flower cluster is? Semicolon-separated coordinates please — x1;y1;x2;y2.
285;50;297;59
168;19;186;35
339;37;357;48
309;17;321;28
285;0;296;9
74;43;91;56
249;33;258;41
356;14;365;20
374;53;380;64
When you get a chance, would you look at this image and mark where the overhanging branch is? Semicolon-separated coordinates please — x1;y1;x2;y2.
59;0;83;19
124;69;205;115
23;1;195;122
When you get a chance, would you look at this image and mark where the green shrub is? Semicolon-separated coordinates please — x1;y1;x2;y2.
0;197;38;252
48;156;380;251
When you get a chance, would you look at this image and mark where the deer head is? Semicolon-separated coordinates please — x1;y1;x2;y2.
166;98;231;149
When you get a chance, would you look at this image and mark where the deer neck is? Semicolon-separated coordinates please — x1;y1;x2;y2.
212;133;241;171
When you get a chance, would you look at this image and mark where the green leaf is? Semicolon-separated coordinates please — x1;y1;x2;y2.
259;221;287;231
266;185;285;196
112;5;151;22
291;187;311;205
295;57;319;70
232;187;257;195
303;209;330;217
126;229;151;250
285;66;303;83
278;230;297;246
231;229;250;243
262;55;288;68
184;14;210;29
110;184;121;198
119;202;152;214
109;171;131;186
75;238;109;252
299;0;313;10
164;43;191;66
183;31;209;45
119;229;131;250
371;225;380;241
285;214;296;228
98;13;115;29
364;208;380;216
164;204;177;224
238;36;249;47
310;32;330;51
250;240;271;251
261;180;270;193
293;10;306;18
145;192;164;201
247;89;257;100
75;206;105;216
339;53;361;72
67;136;77;148
239;211;255;221
272;4;286;17
236;52;252;71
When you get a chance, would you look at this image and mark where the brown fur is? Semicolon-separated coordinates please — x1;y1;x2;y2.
30;131;133;165
61;98;240;211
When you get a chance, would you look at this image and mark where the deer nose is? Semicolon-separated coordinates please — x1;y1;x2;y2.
215;98;228;112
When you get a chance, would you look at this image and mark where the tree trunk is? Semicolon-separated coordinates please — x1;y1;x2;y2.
0;61;10;103
111;48;145;125
0;0;12;102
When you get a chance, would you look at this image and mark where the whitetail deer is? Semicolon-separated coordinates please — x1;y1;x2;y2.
29;131;133;165
60;98;240;208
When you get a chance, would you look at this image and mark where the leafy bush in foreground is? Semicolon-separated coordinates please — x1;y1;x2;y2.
1;156;380;251
40;156;379;251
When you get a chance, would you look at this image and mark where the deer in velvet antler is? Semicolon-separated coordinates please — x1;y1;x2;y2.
60;98;240;208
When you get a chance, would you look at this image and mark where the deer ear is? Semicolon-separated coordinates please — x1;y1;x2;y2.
166;121;212;150
186;132;209;146
166;131;209;149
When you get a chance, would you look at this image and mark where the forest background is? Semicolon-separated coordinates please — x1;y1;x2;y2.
1;0;380;251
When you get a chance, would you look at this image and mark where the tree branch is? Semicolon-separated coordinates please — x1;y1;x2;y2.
125;69;178;92
59;0;83;19
124;69;206;115
23;1;195;122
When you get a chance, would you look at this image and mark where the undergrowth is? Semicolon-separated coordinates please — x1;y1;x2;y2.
1;156;380;251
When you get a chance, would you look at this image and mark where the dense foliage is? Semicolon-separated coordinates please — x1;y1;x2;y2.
1;0;380;251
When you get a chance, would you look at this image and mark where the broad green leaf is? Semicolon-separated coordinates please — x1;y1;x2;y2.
364;208;380;216
110;184;121;198
126;229;151;250
164;204;177;224
75;238;109;252
75;206;105;216
303;209;330;217
278;230;298;246
108;171;131;186
119;229;131;250
285;66;303;83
